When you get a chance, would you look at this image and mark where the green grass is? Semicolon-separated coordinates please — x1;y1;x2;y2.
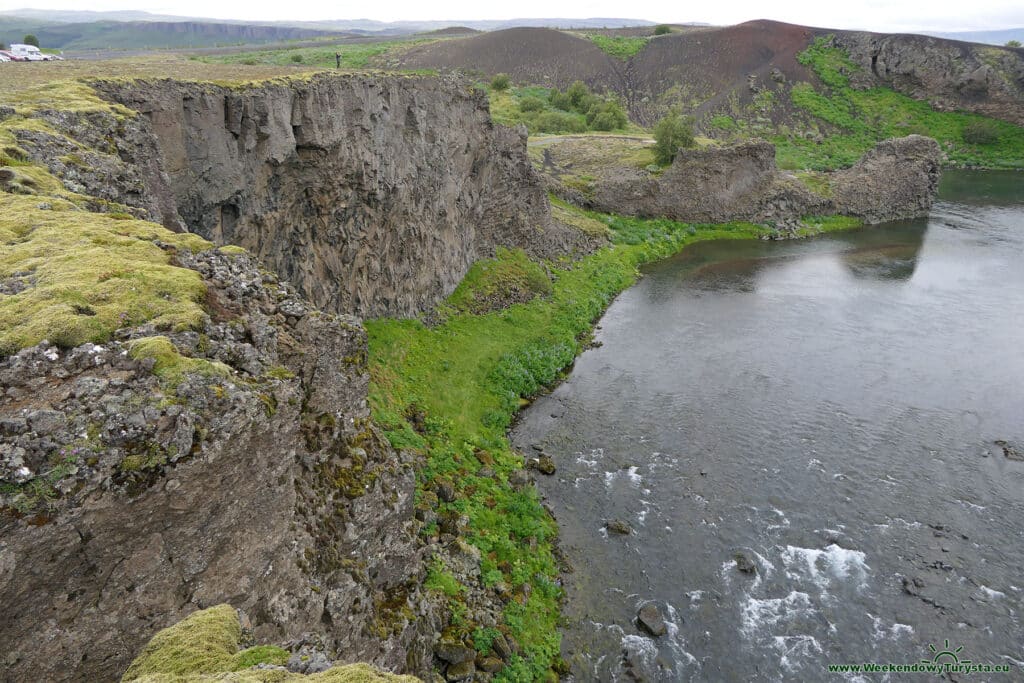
776;36;1024;170
198;40;425;69
583;34;649;59
365;207;791;679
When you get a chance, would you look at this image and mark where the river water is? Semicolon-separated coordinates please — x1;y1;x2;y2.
511;171;1024;681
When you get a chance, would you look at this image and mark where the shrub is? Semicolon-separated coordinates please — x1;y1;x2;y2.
548;88;572;111
566;81;594;112
289;53;303;63
1006;40;1021;48
654;25;672;35
23;34;39;47
490;73;510;91
519;96;545;112
962;120;1001;145
534;111;587;133
586;100;628;130
653;111;695;165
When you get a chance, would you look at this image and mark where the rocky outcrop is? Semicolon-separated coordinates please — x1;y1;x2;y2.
832;135;943;223
0;248;438;682
92;74;594;319
558;136;941;225
834;32;1024;126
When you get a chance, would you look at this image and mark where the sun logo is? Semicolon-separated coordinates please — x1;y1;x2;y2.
921;639;972;666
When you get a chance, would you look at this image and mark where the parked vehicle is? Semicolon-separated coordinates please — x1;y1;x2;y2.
0;53;10;62
9;43;45;61
0;50;27;62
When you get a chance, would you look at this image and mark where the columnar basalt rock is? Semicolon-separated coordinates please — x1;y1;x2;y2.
559;136;942;225
93;74;595;319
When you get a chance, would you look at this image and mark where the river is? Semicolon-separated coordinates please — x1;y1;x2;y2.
511;171;1024;681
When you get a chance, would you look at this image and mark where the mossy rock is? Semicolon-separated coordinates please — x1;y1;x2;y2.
0;194;212;355
122;604;422;682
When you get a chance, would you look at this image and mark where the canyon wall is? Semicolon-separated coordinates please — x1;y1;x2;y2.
95;74;594;319
834;32;1024;126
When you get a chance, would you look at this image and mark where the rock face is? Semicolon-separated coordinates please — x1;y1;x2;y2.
565;136;941;225
0;250;437;682
835;32;1024;126
832;135;943;223
93;74;594;319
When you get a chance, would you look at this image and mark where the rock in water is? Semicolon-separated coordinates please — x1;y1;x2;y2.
605;519;633;535
636;603;668;637
536;454;556;475
734;551;758;574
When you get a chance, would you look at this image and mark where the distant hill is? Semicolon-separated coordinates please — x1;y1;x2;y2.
0;16;348;50
923;28;1024;46
395;20;1024;127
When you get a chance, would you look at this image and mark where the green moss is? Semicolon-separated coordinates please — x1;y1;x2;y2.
128;337;231;386
122;604;240;680
217;244;249;256
0;196;213;355
122;605;420;682
233;645;290;669
794;171;833;198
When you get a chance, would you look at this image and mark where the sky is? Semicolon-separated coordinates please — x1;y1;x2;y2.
0;0;1021;32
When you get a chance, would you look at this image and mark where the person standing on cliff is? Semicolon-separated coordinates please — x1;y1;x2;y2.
335;52;341;68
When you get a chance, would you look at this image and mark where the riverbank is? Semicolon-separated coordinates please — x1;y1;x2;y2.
365;205;863;679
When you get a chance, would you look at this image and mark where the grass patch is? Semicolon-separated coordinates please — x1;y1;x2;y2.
197;39;428;70
776;36;1024;170
366;206;789;679
443;247;552;315
0;195;212;355
583;34;649;59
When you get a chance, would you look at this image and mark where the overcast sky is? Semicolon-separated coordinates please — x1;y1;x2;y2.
0;0;1020;32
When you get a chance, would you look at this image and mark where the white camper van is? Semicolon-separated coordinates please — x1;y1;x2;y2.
9;44;45;61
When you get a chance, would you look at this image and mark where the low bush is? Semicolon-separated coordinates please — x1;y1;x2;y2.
962;120;1001;145
490;73;510;91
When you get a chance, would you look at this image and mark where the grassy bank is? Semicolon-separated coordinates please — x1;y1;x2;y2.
366;206;861;679
775;36;1024;170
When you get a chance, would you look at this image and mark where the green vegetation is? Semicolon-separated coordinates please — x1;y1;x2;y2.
489;82;631;134
490;73;511;91
777;35;1024;169
366;204;814;679
0;195;213;356
584;34;649;59
198;40;422;69
443;248;552;315
654;25;673;36
1007;40;1021;48
121;604;419;682
653;110;696;164
128;337;231;387
23;34;39;47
